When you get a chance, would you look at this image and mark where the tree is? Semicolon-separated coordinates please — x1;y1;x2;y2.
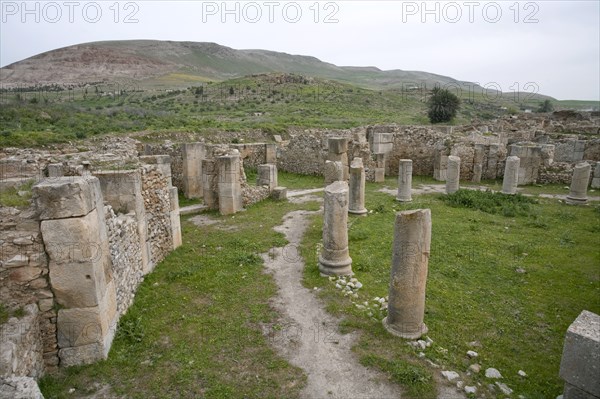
427;87;461;124
537;99;553;113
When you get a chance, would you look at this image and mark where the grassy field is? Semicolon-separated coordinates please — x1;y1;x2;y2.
39;175;599;398
1;73;580;148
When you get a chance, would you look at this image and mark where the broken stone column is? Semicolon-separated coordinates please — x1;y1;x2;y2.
433;149;448;181
374;153;386;183
484;144;500;180
559;310;599;399
502;156;520;195
33;176;117;367
201;159;218;210
383;209;431;339
257;164;278;191
319;181;352;276
265;143;277;164
169;187;182;249
396;159;413;202
445;156;461;194
182;143;206;199
472;144;485;183
349;158;367;215
324;160;344;185
509;143;543;185
592;163;600;189
328;137;349;180
217;153;243;215
566;162;592;205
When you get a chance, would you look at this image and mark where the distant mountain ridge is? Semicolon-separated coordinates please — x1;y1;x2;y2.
1;39;484;92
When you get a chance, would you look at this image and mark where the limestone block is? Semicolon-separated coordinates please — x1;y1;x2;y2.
0;377;44;399
182;142;205;199
33;177;99;220
324;160;344;185
559;310;600;398
328;137;349;154
42;209;110;308
446;156;461;194
257;164;278;191
271;187;288;201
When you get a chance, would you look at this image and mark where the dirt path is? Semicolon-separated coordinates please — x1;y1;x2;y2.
261;208;405;399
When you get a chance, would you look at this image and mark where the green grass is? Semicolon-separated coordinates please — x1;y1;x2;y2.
278;171;323;190
442;189;537;217
300;181;600;398
38;174;600;398
0;180;35;208
0;304;9;324
40;198;321;398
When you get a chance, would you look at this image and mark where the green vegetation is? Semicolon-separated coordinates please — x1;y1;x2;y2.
442;189;537;217
40;198;320;398
537;99;554;113
1;73;574;148
300;181;600;398
427;87;461;123
0;180;35;208
0;304;9;324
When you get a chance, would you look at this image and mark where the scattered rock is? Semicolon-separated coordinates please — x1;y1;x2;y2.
441;370;460;382
468;341;482;348
485;368;503;379
417;340;427;350
464;386;477;394
467;350;478;358
496;382;513;395
516;268;526;273
469;363;481;373
518;370;527;377
456;380;464;389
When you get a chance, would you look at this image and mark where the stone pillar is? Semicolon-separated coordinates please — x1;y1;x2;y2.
319;181;352;276
566;162;592;205
201;159;218;210
139;155;173;187
265;144;277;164
94;170;150;273
182;143;206;199
445;156;461;194
328;137;349;181
509;143;543;185
257;164;278;191
374;153;386;183
559;310;599;399
324;160;344;185
169;187;182;249
592;163;600;189
485;144;500;180
348;158;367;215
383;209;431;339
433;150;448;181
502;156;520;195
217;154;243;215
33;176;117;367
396;159;413;202
472;144;485;183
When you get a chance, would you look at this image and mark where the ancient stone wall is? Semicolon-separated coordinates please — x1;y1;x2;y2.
0;304;44;379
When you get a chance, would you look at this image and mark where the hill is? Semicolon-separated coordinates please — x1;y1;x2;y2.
0;40;488;92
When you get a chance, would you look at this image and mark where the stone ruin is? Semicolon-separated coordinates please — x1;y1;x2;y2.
1;111;599;394
1;151;181;389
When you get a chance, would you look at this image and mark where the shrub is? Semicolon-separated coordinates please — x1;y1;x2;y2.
441;189;536;216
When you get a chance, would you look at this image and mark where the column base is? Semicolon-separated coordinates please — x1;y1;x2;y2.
566;196;588;205
396;197;412;202
349;208;368;215
318;255;352;276
382;317;428;339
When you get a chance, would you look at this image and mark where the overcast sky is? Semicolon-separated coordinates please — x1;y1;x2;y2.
1;0;598;100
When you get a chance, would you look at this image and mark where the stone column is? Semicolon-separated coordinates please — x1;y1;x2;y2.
485;144;500;180
502;156;520;195
383;209;431;339
33;176;117;367
201;159;218;210
182;143;206;199
349;158;367;215
396;159;413;202
257;164;278;191
374;153;386;183
566;162;592;205
472;144;485;183
559;310;599;399
217;153;243;215
509;143;543;185
265;144;277;164
324;160;344;185
445;156;461;194
169;187;182;249
328;137;349;180
433;149;448;181
319;181;353;276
